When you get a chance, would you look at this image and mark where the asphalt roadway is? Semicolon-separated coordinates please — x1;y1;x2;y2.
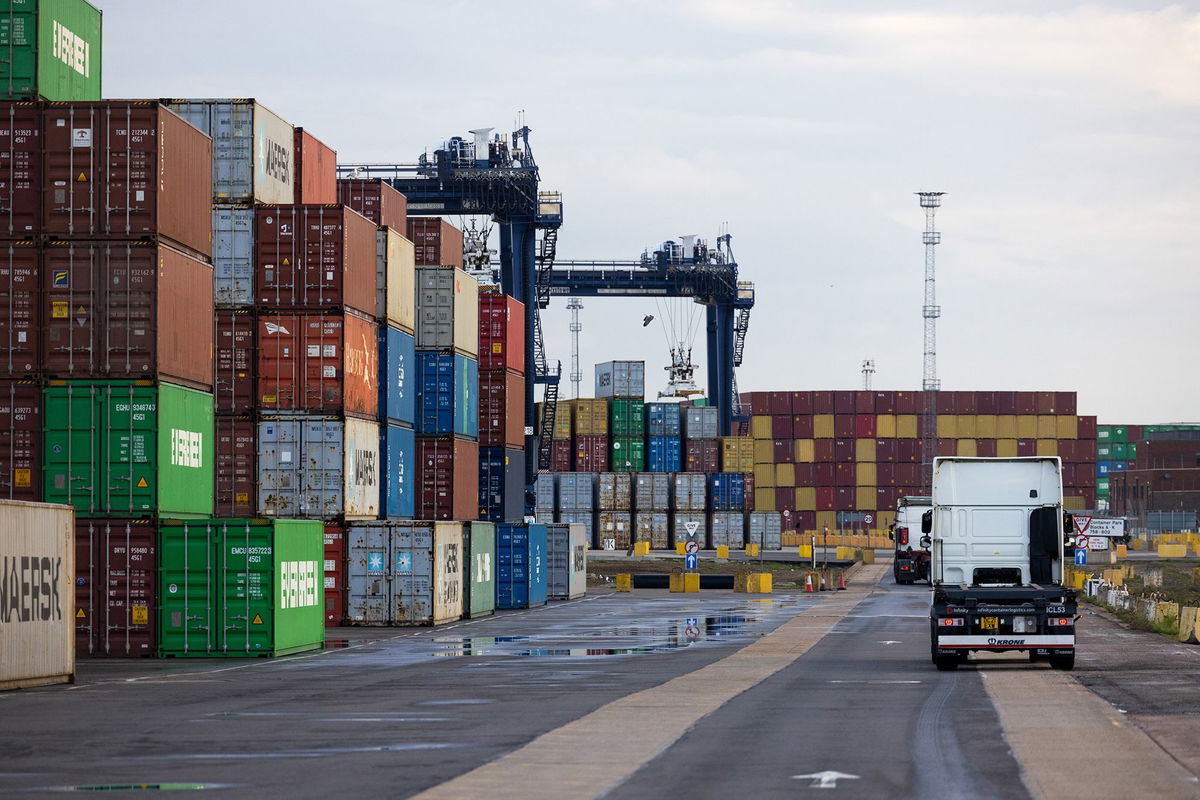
2;566;1200;799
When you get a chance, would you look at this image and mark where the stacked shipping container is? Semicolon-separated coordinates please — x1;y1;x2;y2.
477;293;526;522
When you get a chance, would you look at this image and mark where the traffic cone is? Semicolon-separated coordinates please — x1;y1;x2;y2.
837;571;847;590
819;573;828;591
804;573;815;593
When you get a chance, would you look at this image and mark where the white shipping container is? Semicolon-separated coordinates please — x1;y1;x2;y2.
547;523;587;600
379;227;416;333
0;500;75;691
595;361;645;399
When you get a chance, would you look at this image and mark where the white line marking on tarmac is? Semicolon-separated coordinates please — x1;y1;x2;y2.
792;771;861;788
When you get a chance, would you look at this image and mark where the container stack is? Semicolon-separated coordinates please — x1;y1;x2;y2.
646;402;683;472
597;473;633;548
1096;424;1140;505
599;362;646;472
477;293;526;522
633;473;671;549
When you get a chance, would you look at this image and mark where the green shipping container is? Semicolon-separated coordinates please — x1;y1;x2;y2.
1096;477;1110;495
158;519;324;657
1096;445;1113;459
1112;443;1130;460
463;521;495;618
43;381;214;517
611;436;645;472
610;399;646;437
1097;426;1113;442
0;0;101;101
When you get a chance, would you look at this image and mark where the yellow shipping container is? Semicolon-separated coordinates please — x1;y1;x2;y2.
975;415;997;438
816;511;837;532
877;511;897;529
856;486;876;510
754;464;776;489
1064;495;1085;511
794;439;816;463
996;439;1018;457
754;488;776;511
856;463;877;486
936;415;957;438
548;400;573;439
956;415;977;438
751;416;772;440
995;415;1017;438
896;415;918;438
813;414;835;439
876;414;896;438
1037;439;1058;456
855;438;876;462
957;439;977;457
794;487;816;512
1056;416;1078;440
574;399;609;435
775;463;796;487
1036;415;1057;438
721;436;755;472
1016;415;1038;439
754;439;775;464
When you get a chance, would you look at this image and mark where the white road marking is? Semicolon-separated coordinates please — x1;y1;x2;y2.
791;771;861;788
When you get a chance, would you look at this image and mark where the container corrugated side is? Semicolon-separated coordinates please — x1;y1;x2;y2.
415;266;479;356
478;294;525;372
407;218;465;268
496;523;547;609
380;325;416;426
293;127;336;204
379;227;416;333
1;0;101;101
381;423;415;518
337;178;408;230
464;521;495;618
0;499;74;689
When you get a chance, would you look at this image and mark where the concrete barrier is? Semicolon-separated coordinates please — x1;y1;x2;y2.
1154;601;1180;631
669;573;700;593
716;545;729;560
748;573;773;594
1178;607;1200;644
615;574;632;592
745;543;760;557
1115;544;1128;559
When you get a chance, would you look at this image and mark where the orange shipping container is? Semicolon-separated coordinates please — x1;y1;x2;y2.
754;464;776;489
957;439;977;457
751;416;772;439
1036;415;1057;438
294;128;338;204
1017;415;1038;439
775;464;796;487
975;415;997;438
794;487;816;511
956;416;977;438
856;463;876;486
936;415;957;438
995;416;1018;438
856;487;875;511
754;439;774;464
996;439;1018;457
1056;416;1078;439
754;488;775;511
1037;439;1058;456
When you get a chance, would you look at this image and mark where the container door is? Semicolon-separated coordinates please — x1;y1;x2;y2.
394;523;433;624
158;521;216;655
272;519;324;654
347;522;392;624
75;519;157;657
213;207;255;305
258;417;302;517
303;418;344;519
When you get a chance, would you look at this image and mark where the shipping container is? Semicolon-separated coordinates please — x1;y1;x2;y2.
558;511;594;547
42;241;215;390
337;178;408;230
596;511;631;549
0;104;40;235
709;473;746;511
558;472;596;511
550;400;573;439
256;310;378;417
0;242;35;382
683;406;719;439
416;351;478;438
0;379;40;501
478;445;524;523
747;512;782;550
478;293;525;372
572;398;608;435
595;360;644;399
0;499;73;689
293;127;336;204
647;436;682;472
478;368;523;448
574;434;609;472
634;472;670;511
257;415;380;520
634;511;670;549
212;206;254;305
75;518;154;657
323;523;345;626
380;423;415;518
710;511;744;550
611;436;645;472
44;381;214;517
408;217;464;268
550;440;571;472
684;439;719;473
496;522;547;609
534;472;555;515
256;205;377;316
166;99;293;205
214;414;255;518
1;0;101;101
379;325;415;426
673;473;706;511
415;266;478;355
214;309;255;413
610;399;646;437
646;402;681;437
673;512;706;547
597;472;633;511
346;520;462;625
415;436;478;521
377;227;415;333
158;518;324;657
546;522;587;600
463;521;495;618
42;102;212;255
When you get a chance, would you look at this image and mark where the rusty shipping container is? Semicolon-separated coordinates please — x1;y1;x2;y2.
255;205;377;317
0;241;38;375
634;512;670;549
75;519;156;657
347;521;464;626
293;128;337;204
0;102;40;236
478;293;525;372
214;309;255;413
256;310;379;418
215;415;256;518
42;101;213;257
41;241;215;390
478;369;524;448
0;380;40;501
574;435;609;472
337;178;408;230
416;437;479;521
408;218;464;268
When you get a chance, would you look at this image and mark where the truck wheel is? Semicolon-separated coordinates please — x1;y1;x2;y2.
1049;652;1075;671
935;654;959;671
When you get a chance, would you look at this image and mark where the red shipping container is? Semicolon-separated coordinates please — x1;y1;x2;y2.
0;379;40;501
1016;392;1037;414
813;439;835;463
478;293;526;372
874;391;897;414
1035;392;1056;414
977;439;998;458
551;440;572;472
743;472;755;511
855;391;874;414
1083;488;1096;509
833;439;854;463
42;101;212;257
794;463;814;485
337;178;408;230
0;242;38;375
835;462;854;486
575;435;609;472
256;310;379;417
1078;446;1096;465
816;486;835;510
1016;439;1036;456
996;391;1017;415
407;218;464;268
812;391;834;414
294;128;338;204
1127;424;1143;441
774;487;794;511
772;439;794;464
748;392;770;415
324;523;346;626
479;369;525;448
875;439;897;463
876;463;897;485
791;391;813;414
687;439;720;472
214;309;256;413
833;391;854;414
898;463;921;485
256;205;378;316
835;487;854;511
895;391;920;414
897;440;920;463
938;393;957;413
834;414;855;438
215;415;256;518
876;487;897;511
771;415;793;439
855;414;876;439
75;519;156;657
957;392;977;414
937;438;956;456
767;391;792;415
41;241;214;390
0;102;41;237
792;414;814;438
416;437;479;520
976;391;998;414
813;462;835;486
793;511;815;533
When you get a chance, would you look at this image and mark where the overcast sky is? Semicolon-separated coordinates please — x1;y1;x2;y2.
101;1;1199;423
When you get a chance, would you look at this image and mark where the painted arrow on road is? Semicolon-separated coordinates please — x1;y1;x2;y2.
792;771;861;789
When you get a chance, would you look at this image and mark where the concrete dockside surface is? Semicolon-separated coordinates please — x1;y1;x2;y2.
2;567;1200;799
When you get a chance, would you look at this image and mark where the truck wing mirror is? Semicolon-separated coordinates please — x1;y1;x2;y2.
921;510;933;534
919;535;932;550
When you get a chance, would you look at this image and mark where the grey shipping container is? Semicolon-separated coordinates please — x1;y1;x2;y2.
673;473;707;511
683;406;720;439
597;512;631;550
213;206;255;305
673;512;707;548
598;472;633;511
595;360;644;399
634;512;670;549
710;512;745;550
346;521;463;626
748;512;783;550
558;472;597;511
415;266;479;355
257;416;380;520
634;473;671;511
534;473;555;516
546;523;587;600
558;511;594;548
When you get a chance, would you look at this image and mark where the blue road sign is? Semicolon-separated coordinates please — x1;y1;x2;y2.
1074;548;1087;566
685;553;698;570
686;617;699;626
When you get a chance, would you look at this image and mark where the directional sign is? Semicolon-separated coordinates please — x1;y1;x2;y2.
684;520;700;538
1075;548;1087;566
684;540;699;555
1073;515;1093;534
792;771;861;789
1074;535;1089;549
685;553;698;570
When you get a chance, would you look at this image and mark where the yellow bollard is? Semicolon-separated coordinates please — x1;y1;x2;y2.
672;573;700;593
747;573;773;594
745;543;760;557
633;541;650;557
861;549;875;565
1116;544;1128;559
733;573;749;593
799;544;813;559
675;542;686;555
615;574;632;592
716;545;729;560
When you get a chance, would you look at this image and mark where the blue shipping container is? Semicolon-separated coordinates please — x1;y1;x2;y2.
648;437;682;472
1111;461;1128;473
416;352;479;437
708;472;746;511
479;446;526;523
381;424;416;518
380;326;416;426
646;403;682;437
496;523;548;609
1097;461;1113;476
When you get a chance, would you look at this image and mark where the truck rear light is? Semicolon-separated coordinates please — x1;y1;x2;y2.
1049;617;1072;627
937;618;965;627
